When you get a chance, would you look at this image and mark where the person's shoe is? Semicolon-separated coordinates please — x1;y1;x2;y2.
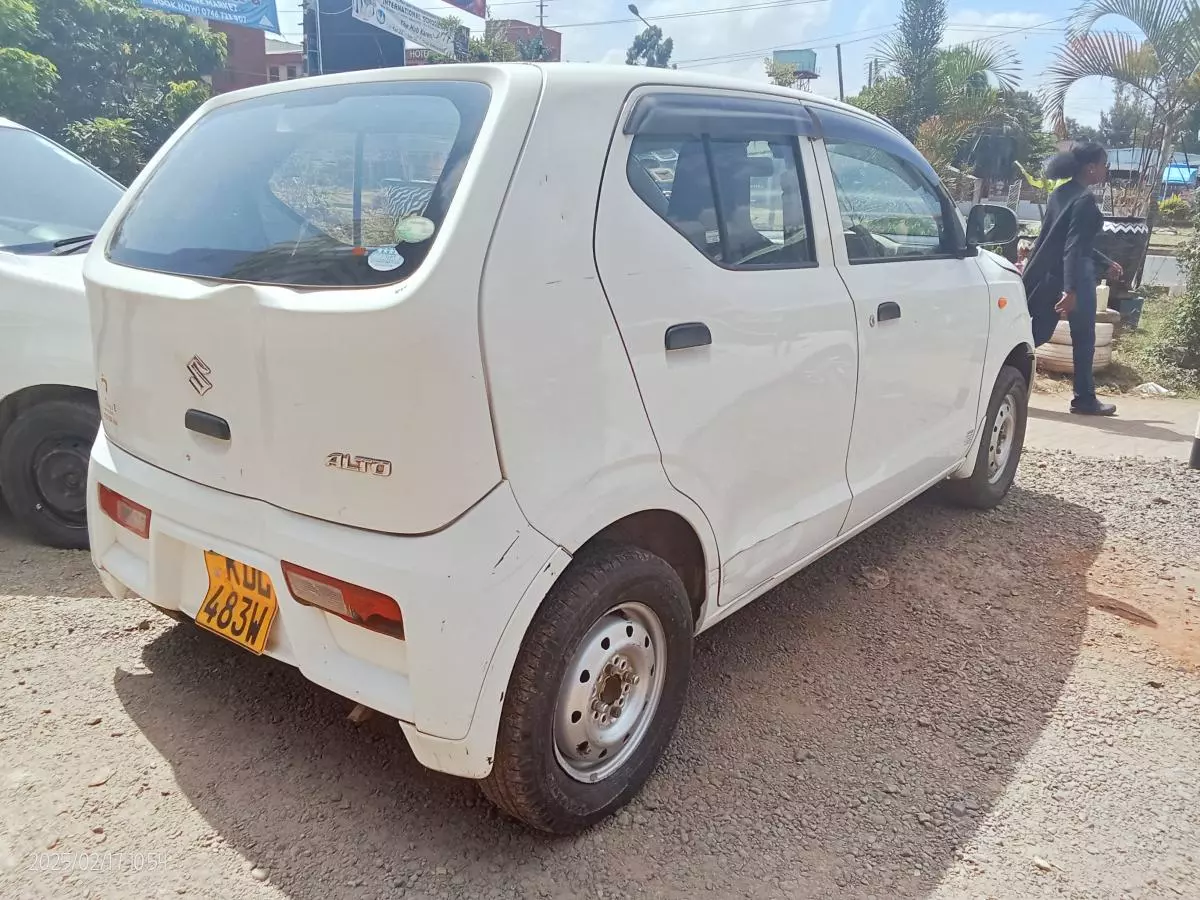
1070;400;1117;416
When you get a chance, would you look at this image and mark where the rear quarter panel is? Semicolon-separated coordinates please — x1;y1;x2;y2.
479;72;720;582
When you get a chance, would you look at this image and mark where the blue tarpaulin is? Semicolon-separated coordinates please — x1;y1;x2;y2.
1163;165;1198;185
140;0;280;33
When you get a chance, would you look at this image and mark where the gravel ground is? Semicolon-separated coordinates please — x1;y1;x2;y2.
1;448;1198;900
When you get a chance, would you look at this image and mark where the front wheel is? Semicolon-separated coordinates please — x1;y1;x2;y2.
941;364;1028;509
480;545;694;833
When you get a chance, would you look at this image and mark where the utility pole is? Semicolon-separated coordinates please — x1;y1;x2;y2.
836;43;844;101
538;0;545;32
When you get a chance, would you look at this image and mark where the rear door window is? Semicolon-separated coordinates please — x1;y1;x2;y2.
107;81;491;288
628;133;815;269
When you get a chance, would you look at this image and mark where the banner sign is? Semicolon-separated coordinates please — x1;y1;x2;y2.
436;0;486;17
140;0;280;33
352;0;462;57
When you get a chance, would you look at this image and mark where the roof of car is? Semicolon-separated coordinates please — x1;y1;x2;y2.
0;117;28;131
212;62;888;132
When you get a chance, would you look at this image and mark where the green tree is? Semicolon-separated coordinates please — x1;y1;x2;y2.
63;116;142;184
1064;117;1101;142
851;31;1020;186
516;34;553;62
1097;83;1153;147
764;59;799;88
0;46;58;131
1043;0;1200;216
873;0;949;138
626;26;674;68
0;0;223;172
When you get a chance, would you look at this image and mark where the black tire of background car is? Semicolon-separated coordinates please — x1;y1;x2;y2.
479;544;694;834
940;364;1029;510
0;400;99;550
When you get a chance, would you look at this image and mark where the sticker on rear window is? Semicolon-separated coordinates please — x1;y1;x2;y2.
394;216;435;244
367;247;404;271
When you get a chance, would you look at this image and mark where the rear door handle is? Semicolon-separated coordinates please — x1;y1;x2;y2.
185;409;231;441
665;322;712;351
877;301;902;323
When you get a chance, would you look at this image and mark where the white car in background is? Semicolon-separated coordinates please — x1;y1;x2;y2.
0;118;122;548
84;65;1032;832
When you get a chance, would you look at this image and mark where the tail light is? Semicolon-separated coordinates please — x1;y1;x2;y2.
281;562;404;640
97;484;151;539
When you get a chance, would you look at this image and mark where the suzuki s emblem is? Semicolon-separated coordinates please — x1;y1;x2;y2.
187;356;213;396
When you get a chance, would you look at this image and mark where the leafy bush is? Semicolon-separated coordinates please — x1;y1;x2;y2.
1156;195;1191;228
1139;201;1200;390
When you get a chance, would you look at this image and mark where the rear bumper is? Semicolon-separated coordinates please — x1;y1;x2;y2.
88;429;560;778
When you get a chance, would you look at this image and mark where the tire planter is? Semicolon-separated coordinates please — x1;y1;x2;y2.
1093;216;1151;300
1035;341;1113;374
1049;321;1113;347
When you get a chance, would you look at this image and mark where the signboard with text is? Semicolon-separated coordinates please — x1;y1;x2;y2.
140;0;280;32
352;0;461;57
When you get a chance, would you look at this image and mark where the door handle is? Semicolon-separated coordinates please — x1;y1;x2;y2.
877;301;902;323
185;408;231;441
665;322;712;351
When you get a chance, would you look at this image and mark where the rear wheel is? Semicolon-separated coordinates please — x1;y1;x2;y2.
941;364;1028;509
480;545;693;833
0;400;99;549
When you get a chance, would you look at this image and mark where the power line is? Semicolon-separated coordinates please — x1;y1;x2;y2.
549;0;830;30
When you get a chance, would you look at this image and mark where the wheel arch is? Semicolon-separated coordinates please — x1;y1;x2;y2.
1003;341;1035;391
579;509;709;626
0;384;97;453
441;502;717;780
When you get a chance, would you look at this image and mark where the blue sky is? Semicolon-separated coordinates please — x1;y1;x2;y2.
272;0;1123;125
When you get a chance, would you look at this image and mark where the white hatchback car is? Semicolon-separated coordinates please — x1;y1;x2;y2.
0;118;122;548
84;64;1032;832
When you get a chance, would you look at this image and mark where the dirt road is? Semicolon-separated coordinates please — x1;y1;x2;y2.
2;449;1198;900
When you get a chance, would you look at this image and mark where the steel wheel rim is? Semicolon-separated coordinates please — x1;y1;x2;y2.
553;601;667;784
33;437;90;524
987;392;1017;484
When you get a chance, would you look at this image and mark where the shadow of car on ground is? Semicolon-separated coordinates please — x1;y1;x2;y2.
114;484;1104;899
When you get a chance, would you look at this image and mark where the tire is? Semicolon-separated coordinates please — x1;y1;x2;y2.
1035;342;1113;372
941;364;1028;510
0;399;99;549
479;544;694;833
1048;321;1113;347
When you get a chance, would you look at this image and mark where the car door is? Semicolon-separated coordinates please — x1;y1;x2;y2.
594;90;859;604
808;107;990;534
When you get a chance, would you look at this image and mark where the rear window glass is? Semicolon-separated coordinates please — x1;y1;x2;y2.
107;81;491;288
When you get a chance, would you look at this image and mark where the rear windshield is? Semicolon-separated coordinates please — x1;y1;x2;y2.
107;81;491;288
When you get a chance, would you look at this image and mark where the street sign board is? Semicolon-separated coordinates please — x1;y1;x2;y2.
352;0;459;57
140;0;280;33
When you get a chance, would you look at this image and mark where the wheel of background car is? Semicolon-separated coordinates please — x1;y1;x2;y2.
0;399;99;550
479;544;694;833
939;364;1028;510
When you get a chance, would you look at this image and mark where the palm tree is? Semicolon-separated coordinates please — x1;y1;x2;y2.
856;38;1021;187
1043;0;1200;216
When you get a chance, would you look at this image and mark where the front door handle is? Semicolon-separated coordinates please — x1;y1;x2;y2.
665;322;712;351
877;301;902;323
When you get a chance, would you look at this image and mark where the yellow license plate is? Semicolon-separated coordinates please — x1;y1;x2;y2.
196;551;279;655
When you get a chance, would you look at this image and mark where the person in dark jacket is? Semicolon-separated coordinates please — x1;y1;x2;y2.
1022;143;1123;416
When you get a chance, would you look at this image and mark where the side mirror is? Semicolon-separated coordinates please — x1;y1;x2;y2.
966;203;1019;248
